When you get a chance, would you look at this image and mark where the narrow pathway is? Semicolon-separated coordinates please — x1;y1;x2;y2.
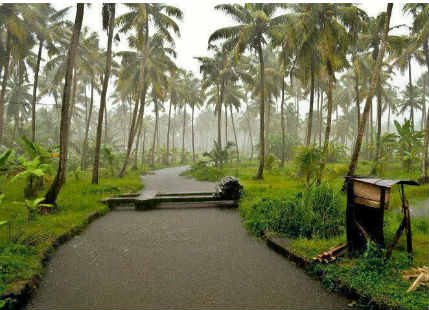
27;166;350;309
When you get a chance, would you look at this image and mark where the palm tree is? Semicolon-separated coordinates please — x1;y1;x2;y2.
92;4;115;185
0;4;29;144
209;4;288;179
43;3;84;204
116;3;182;176
30;4;69;142
347;3;393;178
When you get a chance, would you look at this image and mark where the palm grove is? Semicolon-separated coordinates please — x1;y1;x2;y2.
0;3;428;205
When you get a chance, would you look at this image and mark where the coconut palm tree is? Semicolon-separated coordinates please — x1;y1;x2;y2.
116;3;182;176
209;4;288;179
43;3;84;204
92;4;115;185
347;3;393;178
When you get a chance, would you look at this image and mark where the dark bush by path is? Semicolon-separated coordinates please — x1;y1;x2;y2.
244;184;345;239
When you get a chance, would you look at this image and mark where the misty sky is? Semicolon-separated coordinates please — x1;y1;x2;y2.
50;1;426;119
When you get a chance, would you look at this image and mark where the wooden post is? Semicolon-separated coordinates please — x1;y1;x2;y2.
402;184;413;256
379;187;386;247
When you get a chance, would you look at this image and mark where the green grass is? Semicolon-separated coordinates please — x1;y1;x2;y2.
185;160;429;310
0;171;142;303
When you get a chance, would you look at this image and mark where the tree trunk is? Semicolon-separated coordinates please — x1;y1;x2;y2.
217;84;222;151
347;3;393;177
191;103;195;162
0;30;11;143
172;105;176;163
133;116;143;170
388;105;391;133
375;82;382;166
181;104;186;163
230;104;239;162
81;81;94;170
141;126;147;166
318;69;334;184
246;102;254;162
31;39;44;142
225;103;228;145
408;56;414;130
256;43;265;179
421;39;429;181
165;100;172;165
91;4;115;184
306;54;315;146
355;70;360;130
280;74;286;167
150;102;158;167
44;4;84;204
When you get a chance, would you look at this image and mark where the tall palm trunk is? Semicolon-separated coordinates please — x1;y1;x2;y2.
133;117;143;170
375;82;382;167
141;126;147;166
306;55;315;146
318;69;334;184
230;104;239;162
387;105;391;133
256;43;265;179
31;39;44;142
245;102;254;162
280;74;286;167
172;105;177;163
150;102;158;167
191;103;195;162
347;3;393;178
421;39;429;182
181;104;186;163
355;70;361;129
217;84;222;152
225;104;228;145
408;56;414;130
165;100;172;165
81;81;94;170
0;30;11;143
43;4;84;204
91;4;115;184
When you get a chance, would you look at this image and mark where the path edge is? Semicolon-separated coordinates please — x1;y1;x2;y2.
0;208;109;310
263;231;411;310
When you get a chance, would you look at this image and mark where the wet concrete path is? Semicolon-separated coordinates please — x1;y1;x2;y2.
27;166;350;309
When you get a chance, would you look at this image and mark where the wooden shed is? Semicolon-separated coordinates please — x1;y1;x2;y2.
344;177;419;256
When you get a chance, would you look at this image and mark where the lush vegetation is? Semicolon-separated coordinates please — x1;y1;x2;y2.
0;2;428;309
0;172;142;306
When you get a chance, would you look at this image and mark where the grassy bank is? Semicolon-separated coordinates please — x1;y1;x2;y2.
0;171;142;308
184;161;428;310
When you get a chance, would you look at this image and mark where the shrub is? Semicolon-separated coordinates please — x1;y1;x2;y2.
296;145;322;186
244;184;344;239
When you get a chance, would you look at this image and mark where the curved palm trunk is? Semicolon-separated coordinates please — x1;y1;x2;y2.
43;4;84;204
280;74;286;167
118;87;146;177
91;4;115;184
31;39;44;142
256;44;265;179
355;70;361;129
191;103;195;162
217;84;222;151
347;3;393;178
165;100;172;165
0;30;11;144
81;81;94;170
230;104;239;162
181;104;186;163
306;55;315;146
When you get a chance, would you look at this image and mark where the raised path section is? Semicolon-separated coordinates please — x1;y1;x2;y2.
27;166;349;309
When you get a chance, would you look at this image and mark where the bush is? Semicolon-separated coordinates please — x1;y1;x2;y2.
244;184;344;239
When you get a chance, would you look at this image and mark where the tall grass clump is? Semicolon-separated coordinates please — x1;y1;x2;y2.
244;184;345;239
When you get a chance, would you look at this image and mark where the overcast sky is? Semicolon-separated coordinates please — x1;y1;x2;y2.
50;2;426;119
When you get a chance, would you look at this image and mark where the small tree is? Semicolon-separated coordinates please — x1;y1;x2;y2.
296;145;322;187
394;119;424;173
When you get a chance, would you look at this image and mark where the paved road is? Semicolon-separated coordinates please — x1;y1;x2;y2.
27;166;350;309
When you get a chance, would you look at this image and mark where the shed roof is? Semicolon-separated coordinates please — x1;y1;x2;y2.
350;177;419;187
